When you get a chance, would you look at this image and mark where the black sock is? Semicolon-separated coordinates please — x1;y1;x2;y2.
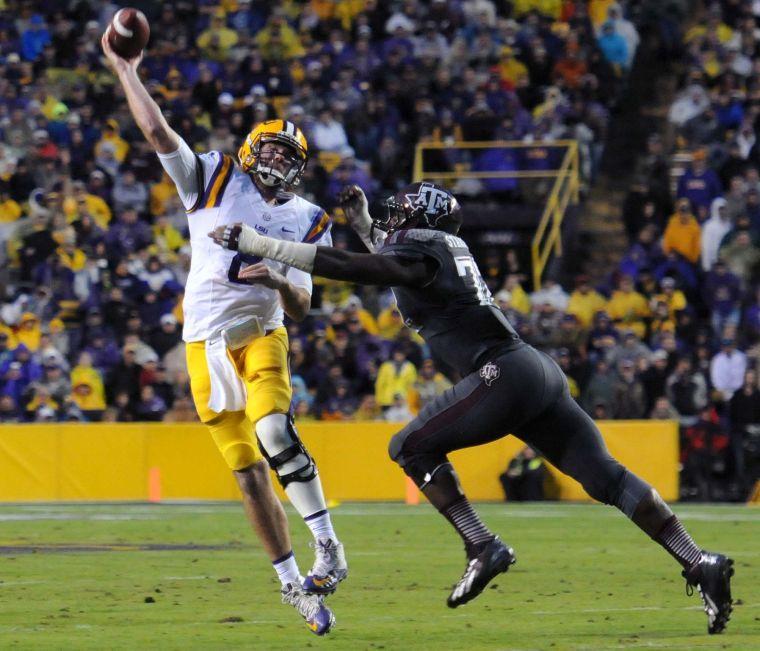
654;515;702;571
441;496;495;558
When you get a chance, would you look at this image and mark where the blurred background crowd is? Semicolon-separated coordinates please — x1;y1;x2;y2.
0;1;758;500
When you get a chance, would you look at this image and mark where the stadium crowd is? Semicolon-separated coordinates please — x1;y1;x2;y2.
0;1;756;498
613;0;760;499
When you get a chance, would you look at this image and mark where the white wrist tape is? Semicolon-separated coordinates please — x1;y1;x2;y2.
238;224;317;273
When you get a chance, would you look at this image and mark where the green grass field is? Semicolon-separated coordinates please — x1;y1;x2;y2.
0;502;757;650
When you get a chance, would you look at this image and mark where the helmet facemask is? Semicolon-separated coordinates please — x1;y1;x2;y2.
373;182;462;236
253;137;307;187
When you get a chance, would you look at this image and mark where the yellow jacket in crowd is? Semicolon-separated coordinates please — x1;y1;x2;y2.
567;289;607;327
513;0;563;19
375;359;418;408
70;365;106;411
663;214;701;264
95;120;129;162
606;288;650;338
0;197;22;222
16;313;41;352
76;192;112;228
57;246;87;272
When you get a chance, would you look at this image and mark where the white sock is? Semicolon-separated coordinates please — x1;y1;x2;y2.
303;508;337;541
272;550;300;586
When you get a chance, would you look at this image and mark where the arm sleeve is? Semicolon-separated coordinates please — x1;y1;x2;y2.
156;137;205;211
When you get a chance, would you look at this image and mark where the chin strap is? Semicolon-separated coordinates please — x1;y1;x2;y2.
237;223;317;272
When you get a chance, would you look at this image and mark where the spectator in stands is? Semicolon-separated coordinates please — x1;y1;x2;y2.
112;168;148;215
676;149;722;218
375;346;417;411
597;21;628;72
0;394;21;423
567;275;607;328
311;107;350;154
353;394;382;421
608;329;650;369
701;198;732;272
499;446;547;501
408;358;452;415
69;351;106;418
720;230;760;286
606;274;649;338
105;208;152;258
197;8;239;61
704;260;742;336
723;176;747;224
710;338;747;403
681;406;729;501
666;357;708;426
37;359;70;405
134;385;167;422
383;392;415;423
582;357;615;416
15;312;42;352
149;314;182;360
611;358;647;419
529;278;568;312
663;198;701;265
651;396;680;420
641;349;672;413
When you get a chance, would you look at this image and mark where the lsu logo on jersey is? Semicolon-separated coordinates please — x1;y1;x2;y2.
406;182;451;216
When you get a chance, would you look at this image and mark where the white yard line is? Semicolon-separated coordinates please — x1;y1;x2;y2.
530;602;760;616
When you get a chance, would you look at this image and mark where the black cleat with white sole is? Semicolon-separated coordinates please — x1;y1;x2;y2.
683;551;734;634
447;537;516;608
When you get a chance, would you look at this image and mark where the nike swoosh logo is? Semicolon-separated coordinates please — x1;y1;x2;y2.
281;227;295;233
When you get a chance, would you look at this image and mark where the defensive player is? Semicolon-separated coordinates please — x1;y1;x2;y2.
209;182;734;635
102;34;347;635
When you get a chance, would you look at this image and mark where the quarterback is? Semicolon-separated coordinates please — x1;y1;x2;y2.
102;34;345;635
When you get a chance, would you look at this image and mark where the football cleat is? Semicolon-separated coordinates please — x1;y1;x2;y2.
683;551;734;634
303;538;348;595
447;537;516;608
280;582;335;635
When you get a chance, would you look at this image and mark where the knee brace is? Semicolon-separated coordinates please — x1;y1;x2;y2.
256;413;317;488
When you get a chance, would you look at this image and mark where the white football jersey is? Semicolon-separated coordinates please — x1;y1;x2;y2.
159;145;332;342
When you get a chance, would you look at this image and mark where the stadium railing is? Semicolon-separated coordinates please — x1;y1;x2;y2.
412;139;580;288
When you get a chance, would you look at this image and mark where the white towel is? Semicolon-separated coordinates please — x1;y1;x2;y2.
205;338;247;413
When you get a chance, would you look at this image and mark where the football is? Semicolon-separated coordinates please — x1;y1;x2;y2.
106;7;150;59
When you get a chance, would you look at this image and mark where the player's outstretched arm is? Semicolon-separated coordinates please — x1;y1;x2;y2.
209;223;433;288
101;30;179;154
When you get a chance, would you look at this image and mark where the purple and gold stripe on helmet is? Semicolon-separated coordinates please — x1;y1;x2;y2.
303;208;331;243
